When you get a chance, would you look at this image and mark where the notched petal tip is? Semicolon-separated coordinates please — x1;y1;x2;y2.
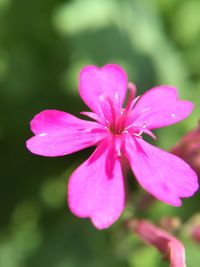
68;200;121;230
68;141;125;229
125;136;199;207
29;109;66;134
26;136;65;157
79;64;128;117
26;109;107;157
131;85;195;130
80;63;128;78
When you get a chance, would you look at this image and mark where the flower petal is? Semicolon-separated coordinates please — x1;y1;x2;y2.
127;86;193;130
124;135;198;206
26;110;106;156
79;64;128;118
68;139;125;229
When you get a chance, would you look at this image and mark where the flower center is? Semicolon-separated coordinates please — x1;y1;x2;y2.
99;84;156;140
108;112;124;135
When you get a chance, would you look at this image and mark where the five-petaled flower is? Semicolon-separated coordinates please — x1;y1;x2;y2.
26;64;198;229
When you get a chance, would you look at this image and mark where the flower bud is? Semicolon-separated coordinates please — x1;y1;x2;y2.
159;216;181;233
184;213;200;244
172;121;200;176
127;219;186;267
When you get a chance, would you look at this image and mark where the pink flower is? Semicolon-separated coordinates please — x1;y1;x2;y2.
127;219;186;267
26;64;198;229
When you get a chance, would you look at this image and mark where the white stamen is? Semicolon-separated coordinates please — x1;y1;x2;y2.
133;132;142;138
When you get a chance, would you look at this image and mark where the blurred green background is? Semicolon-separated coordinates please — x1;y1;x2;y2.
1;0;200;266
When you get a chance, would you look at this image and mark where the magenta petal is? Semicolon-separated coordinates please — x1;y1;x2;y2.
26;110;106;156
29;109;102;134
79;64;127;117
68;140;125;229
125;135;198;206
128;86;193;129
